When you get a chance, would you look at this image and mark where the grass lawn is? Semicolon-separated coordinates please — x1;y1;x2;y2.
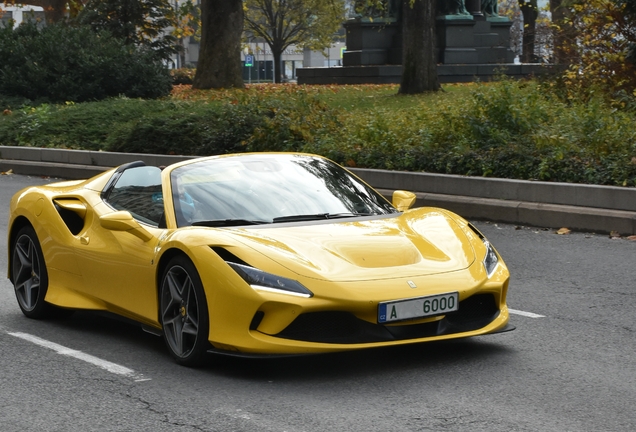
170;82;472;111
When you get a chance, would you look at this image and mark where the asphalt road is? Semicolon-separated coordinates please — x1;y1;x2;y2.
1;173;635;432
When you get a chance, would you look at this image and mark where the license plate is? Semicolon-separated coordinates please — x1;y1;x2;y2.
378;292;459;323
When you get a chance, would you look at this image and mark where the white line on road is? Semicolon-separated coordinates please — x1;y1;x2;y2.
7;331;150;381
509;308;545;318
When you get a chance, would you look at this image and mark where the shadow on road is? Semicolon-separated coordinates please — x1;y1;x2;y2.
24;309;515;382
205;337;515;382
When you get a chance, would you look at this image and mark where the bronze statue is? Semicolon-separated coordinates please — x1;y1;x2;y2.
482;0;499;17
438;0;471;16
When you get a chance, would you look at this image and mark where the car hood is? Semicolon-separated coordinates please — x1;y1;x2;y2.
227;209;476;282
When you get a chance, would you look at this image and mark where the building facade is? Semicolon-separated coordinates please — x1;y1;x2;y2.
1;4;45;27
177;37;346;83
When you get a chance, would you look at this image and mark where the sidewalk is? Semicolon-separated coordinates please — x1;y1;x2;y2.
1;145;635;235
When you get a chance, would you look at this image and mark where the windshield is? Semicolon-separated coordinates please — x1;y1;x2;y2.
170;154;397;227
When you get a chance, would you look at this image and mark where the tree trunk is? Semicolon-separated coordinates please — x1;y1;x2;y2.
273;49;283;83
549;0;575;64
193;0;244;89
178;39;186;69
399;0;439;94
520;0;538;63
43;0;66;22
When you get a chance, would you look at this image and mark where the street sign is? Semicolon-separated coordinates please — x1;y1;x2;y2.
245;55;254;67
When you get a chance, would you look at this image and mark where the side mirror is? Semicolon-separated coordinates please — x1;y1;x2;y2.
100;211;153;242
392;190;417;212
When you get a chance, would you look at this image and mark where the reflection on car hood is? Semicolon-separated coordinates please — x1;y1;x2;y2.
228;208;476;282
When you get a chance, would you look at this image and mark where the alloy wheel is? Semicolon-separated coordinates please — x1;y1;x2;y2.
13;232;43;313
160;263;203;362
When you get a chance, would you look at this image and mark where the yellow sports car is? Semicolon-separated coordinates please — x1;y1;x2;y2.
8;153;512;366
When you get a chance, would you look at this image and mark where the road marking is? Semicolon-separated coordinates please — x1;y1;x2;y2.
509;308;545;318
7;331;150;381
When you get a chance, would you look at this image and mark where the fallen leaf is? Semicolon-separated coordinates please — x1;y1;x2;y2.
556;227;571;235
627;235;636;241
609;231;621;239
1;169;13;175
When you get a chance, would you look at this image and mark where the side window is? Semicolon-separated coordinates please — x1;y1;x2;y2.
106;166;164;226
1;11;13;28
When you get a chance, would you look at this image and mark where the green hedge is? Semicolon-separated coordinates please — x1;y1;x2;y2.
306;80;636;186
1;80;635;186
0;89;341;153
0;22;172;103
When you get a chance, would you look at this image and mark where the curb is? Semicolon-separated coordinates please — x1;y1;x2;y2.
1;146;635;235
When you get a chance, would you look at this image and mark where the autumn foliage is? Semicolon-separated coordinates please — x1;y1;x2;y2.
558;0;636;100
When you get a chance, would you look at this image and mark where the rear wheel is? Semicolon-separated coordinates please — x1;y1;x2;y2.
160;256;210;366
12;226;53;319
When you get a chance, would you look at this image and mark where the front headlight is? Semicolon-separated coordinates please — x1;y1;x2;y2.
468;223;499;278
483;240;499;278
227;262;314;298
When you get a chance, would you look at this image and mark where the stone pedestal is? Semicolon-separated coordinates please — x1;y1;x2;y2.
437;18;478;64
437;16;515;64
342;18;402;66
298;12;525;84
344;15;514;67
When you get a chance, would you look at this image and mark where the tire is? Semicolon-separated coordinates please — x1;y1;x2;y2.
159;255;210;367
11;226;53;319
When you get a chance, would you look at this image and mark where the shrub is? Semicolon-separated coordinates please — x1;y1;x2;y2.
105;100;264;155
0;22;172;103
304;80;636;186
0;98;260;153
171;68;196;85
0;94;36;111
241;87;342;153
1;81;634;187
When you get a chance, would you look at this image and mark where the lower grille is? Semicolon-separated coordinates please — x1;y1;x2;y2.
273;294;500;344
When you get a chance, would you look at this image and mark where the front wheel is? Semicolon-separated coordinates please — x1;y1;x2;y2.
12;226;53;319
160;256;210;367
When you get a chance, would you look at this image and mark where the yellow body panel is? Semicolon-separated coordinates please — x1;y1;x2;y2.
8;154;511;355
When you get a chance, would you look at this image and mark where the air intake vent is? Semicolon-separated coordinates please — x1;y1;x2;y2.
53;199;86;235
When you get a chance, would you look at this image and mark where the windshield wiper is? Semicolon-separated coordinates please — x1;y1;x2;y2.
272;212;370;223
191;219;269;227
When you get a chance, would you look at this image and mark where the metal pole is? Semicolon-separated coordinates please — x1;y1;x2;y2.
272;49;276;83
263;41;267;82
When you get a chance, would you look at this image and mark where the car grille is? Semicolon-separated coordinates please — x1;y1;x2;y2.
273;294;500;344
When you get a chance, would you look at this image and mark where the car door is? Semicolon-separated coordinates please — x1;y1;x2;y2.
72;164;167;324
